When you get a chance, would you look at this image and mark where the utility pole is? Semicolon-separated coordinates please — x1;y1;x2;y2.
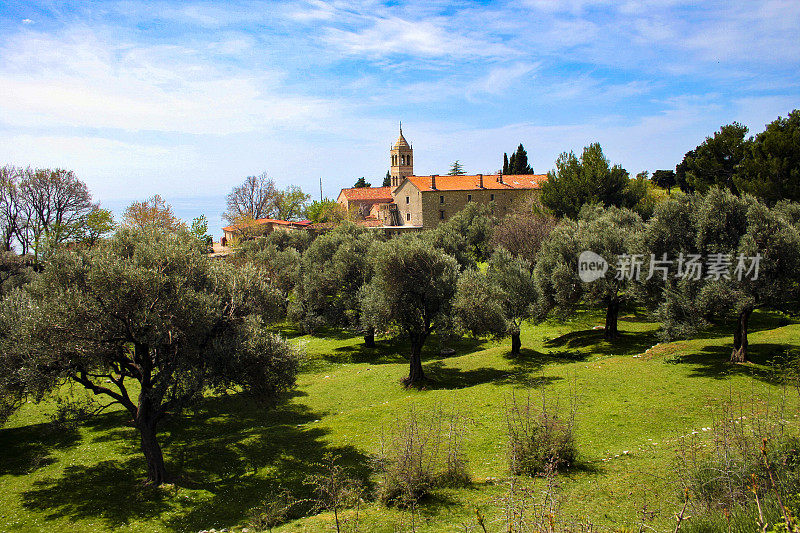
319;178;323;202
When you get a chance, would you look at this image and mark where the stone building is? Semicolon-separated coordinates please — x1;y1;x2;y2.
336;126;548;230
393;173;547;228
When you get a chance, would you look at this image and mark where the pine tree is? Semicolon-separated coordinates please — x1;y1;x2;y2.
353;177;371;188
448;160;466;175
383;171;391;187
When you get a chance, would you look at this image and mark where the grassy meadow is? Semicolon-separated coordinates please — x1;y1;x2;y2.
1;309;799;532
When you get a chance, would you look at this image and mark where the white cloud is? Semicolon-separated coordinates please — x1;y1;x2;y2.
324;15;515;59
0;27;334;135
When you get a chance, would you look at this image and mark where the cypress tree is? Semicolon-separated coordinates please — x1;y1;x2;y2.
383;171;391;187
503;153;509;174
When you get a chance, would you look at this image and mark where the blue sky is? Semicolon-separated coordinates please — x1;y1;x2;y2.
1;1;799;233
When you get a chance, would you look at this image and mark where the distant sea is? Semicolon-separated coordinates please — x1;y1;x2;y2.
101;195;228;242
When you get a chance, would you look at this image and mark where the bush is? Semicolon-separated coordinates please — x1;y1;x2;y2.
506;390;577;476
675;394;800;532
375;408;471;507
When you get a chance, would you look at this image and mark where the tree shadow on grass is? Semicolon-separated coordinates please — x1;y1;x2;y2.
674;343;793;384
328;334;490;366
21;392;374;532
543;328;658;358
421;348;569;391
0;423;81;476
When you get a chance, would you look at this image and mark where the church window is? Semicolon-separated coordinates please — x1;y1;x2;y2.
406;196;410;204
406;213;410;221
439;210;445;220
467;194;472;201
439;195;444;204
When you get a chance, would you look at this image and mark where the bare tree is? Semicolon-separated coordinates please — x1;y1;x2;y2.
0;166;23;252
224;173;280;223
16;168;95;258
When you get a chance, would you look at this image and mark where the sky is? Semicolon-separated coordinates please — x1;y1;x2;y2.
1;1;799;234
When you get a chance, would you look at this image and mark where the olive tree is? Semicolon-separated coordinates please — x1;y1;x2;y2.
2;226;299;483
361;236;459;385
534;206;645;340
646;188;800;362
453;248;536;354
291;223;379;345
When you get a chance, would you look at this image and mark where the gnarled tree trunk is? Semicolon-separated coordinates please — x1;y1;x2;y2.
604;298;620;340
136;390;168;485
730;307;753;363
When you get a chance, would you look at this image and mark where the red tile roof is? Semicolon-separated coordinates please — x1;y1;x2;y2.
338;186;394;202
405;174;547;192
222;218;310;232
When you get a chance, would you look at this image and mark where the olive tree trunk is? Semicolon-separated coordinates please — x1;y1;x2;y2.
730;308;753;363
510;330;522;355
136;391;168;485
604;298;620;340
363;326;376;348
405;335;426;386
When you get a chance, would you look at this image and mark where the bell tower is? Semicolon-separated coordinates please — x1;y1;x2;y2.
390;123;413;188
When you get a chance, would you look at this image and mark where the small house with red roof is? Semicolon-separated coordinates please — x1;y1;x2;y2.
222;218;310;245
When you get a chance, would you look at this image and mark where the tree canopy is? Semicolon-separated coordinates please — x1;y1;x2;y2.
736;109;800;204
353;177;371;188
361;236;459;385
675;122;749;194
2;226;299;483
534;206;645;340
539;143;643;219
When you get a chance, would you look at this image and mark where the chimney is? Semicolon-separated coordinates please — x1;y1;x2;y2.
478;174;484;188
498;173;504;184
431;175;437;190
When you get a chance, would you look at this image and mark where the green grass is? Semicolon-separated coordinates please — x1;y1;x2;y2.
2;309;799;532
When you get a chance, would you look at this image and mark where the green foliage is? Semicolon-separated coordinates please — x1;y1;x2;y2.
426;202;495;269
275;185;311;221
676;122;750;194
534;205;644;339
305;199;344;224
453;249;536;353
291;223;377;334
79;207;115;246
190;214;213;246
651;169;677;192
737;109;800;205
353;177;371;188
361;235;459;384
447;160;465;175
645;189;800;360
383;171;391;187
3;226;299;482
540;143;643;218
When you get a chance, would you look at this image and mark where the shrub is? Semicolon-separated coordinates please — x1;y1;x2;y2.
675;394;800;532
506;390;577;476
247;488;297;532
375;408;471;507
